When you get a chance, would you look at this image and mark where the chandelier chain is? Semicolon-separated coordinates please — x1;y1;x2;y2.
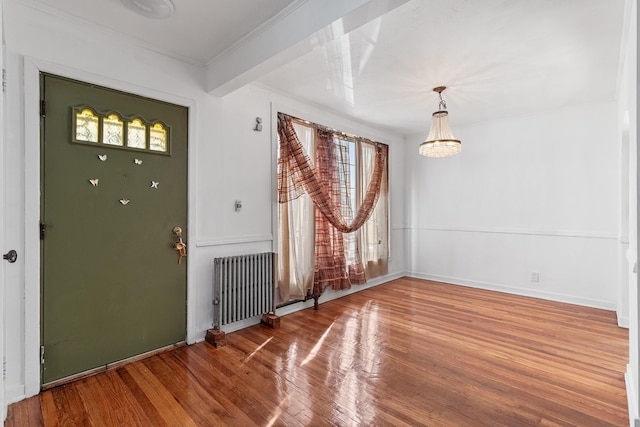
438;92;447;110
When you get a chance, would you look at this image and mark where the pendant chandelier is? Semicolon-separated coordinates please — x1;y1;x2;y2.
419;86;461;158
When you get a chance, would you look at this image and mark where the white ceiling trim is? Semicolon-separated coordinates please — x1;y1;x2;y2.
8;0;204;67
206;0;409;96
204;0;311;69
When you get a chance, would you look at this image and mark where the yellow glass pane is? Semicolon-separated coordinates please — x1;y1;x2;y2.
149;123;167;152
103;114;124;146
75;109;99;143
127;119;146;149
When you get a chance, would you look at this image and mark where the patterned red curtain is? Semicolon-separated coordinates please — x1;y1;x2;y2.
277;113;387;295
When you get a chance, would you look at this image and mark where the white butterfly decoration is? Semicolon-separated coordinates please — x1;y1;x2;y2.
134;159;143;165
150;181;159;189
119;199;130;205
98;154;107;161
89;179;99;187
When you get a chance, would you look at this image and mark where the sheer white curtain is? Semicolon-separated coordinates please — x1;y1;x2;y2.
277;122;315;302
358;140;389;278
277;115;389;302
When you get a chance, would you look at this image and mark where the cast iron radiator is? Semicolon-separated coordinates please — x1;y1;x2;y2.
213;252;276;328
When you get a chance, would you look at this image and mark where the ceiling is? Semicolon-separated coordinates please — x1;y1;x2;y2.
13;0;628;135
17;0;298;64
259;0;627;134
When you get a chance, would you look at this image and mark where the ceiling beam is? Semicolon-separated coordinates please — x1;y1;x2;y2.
205;0;409;97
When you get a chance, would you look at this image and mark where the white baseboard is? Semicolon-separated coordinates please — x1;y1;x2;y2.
6;384;26;406
276;270;406;317
627;366;639;427
618;312;630;328
196;270;407;337
197;270;620;339
408;272;617;311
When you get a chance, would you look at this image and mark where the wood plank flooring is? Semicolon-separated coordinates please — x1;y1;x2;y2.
6;278;629;426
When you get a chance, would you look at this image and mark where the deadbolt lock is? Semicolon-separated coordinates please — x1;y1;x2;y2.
3;250;17;263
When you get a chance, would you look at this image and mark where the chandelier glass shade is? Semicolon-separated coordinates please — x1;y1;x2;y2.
419;87;461;158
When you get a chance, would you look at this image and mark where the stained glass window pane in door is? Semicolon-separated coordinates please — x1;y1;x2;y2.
149;123;167;152
103;114;124;146
127;119;146;149
75;109;99;142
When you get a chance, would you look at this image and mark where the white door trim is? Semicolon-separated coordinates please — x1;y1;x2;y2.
22;56;198;397
0;0;7;416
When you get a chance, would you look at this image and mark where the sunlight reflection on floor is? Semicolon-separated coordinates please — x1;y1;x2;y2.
301;321;335;366
336;301;380;424
265;396;289;427
242;336;273;364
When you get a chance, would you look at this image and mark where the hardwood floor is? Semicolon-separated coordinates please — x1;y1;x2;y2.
6;278;629;426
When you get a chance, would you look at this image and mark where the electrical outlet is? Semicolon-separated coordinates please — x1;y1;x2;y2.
531;272;539;282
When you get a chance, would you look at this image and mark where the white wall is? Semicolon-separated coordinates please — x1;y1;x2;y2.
621;0;639;424
1;0;629;417
1;1;406;407
406;101;619;309
194;83;407;334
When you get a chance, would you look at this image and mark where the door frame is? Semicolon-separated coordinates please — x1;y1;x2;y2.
23;57;198;396
0;0;6;418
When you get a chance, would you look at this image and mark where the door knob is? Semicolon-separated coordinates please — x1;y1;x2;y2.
3;250;17;263
172;227;186;264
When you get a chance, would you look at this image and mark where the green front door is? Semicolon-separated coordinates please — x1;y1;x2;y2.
41;74;188;385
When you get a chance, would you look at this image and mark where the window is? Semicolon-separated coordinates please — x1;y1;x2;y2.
71;106;170;154
75;108;99;143
127;118;147;149
103;114;124;146
149;123;168;152
277;114;389;305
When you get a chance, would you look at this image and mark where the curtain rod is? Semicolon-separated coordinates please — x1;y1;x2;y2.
279;112;388;148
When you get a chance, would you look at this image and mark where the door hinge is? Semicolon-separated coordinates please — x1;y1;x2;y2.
3;357;6;380
2;69;6;93
40;100;46;118
40;346;45;365
40;222;46;240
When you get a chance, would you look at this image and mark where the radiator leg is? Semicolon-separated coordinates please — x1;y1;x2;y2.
261;313;281;329
205;327;227;348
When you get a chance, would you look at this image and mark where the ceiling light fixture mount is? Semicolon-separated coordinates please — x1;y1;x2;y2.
121;0;175;19
419;86;461;158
